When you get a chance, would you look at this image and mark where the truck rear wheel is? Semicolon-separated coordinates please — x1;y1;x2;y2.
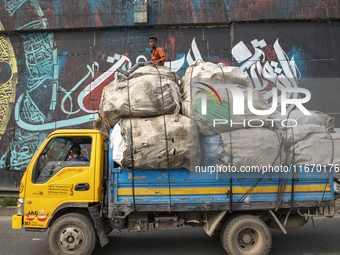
48;213;96;255
220;214;272;255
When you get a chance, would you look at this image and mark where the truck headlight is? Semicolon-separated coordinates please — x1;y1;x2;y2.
17;198;24;215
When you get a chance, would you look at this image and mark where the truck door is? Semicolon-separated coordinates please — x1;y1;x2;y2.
23;136;95;229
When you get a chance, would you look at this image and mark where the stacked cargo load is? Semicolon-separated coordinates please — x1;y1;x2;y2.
96;60;339;180
97;65;200;171
180;60;339;180
180;60;284;172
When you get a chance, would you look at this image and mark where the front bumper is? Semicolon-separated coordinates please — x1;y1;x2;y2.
12;214;22;229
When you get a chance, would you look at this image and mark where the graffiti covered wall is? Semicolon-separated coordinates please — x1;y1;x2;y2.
0;1;340;188
0;0;339;30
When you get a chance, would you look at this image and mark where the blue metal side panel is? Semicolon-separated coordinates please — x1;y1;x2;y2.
109;166;335;207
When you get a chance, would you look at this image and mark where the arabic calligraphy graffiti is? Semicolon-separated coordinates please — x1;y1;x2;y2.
4;0;28;17
0;129;47;170
22;33;54;92
232;39;301;108
0;0;56;170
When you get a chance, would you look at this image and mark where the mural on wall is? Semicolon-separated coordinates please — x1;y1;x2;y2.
232;38;301;107
0;22;17;142
0;36;305;173
0;0;55;171
2;0;338;186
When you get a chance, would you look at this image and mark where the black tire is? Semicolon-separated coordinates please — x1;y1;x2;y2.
219;213;242;241
220;214;272;255
48;213;96;255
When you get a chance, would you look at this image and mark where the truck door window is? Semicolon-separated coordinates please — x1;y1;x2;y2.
33;137;92;183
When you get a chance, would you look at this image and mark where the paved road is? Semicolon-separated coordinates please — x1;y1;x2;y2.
1;216;340;255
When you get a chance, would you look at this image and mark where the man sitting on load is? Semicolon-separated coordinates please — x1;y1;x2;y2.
118;36;166;77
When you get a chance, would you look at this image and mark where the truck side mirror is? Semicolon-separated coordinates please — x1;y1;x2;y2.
5;150;11;171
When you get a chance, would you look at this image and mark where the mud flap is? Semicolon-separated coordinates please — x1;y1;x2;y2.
88;206;109;247
203;211;227;237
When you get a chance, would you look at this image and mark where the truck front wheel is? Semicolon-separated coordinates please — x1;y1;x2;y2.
220;214;272;255
48;213;96;255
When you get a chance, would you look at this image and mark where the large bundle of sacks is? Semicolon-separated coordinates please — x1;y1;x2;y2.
97;60;339;178
181;60;284;172
97;65;200;171
98;66;181;129
286;133;340;167
201;129;285;171
271;109;328;147
181;60;339;177
117;115;200;170
180;60;271;136
181;60;249;117
272;109;340;178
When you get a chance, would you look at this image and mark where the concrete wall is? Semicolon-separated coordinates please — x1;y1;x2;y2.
0;0;339;30
0;0;340;187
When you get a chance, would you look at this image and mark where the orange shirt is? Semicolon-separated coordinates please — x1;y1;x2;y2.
151;47;166;66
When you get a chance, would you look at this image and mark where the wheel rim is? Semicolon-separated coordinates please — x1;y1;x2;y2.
235;227;263;254
58;227;84;253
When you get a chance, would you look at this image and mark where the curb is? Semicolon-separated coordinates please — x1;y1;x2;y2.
0;206;17;217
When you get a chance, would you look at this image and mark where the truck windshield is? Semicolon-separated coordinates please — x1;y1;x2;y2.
34;137;91;183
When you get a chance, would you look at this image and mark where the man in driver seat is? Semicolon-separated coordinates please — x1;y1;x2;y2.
69;144;89;162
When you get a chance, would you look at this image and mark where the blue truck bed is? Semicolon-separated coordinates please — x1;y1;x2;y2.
108;164;335;215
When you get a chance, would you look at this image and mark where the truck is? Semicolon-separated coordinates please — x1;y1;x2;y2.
5;128;340;255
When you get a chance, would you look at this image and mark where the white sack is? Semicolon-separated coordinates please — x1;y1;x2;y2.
99;73;180;129
181;60;249;117
110;123;127;165
220;128;285;169
187;85;271;135
282;124;328;147
271;109;328;146
180;61;270;135
126;65;179;83
271;109;323;130
120;114;201;171
287;133;340;178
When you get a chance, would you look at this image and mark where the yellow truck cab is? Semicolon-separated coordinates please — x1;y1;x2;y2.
11;129;108;254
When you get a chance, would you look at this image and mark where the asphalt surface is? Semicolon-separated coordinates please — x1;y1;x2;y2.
1;216;340;255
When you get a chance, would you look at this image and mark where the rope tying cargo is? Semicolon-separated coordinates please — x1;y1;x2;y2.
154;65;172;212
233;136;285;211
126;75;137;212
275;108;296;211
218;64;234;211
166;79;181;122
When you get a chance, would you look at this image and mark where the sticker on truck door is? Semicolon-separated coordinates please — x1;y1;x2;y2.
48;184;74;196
